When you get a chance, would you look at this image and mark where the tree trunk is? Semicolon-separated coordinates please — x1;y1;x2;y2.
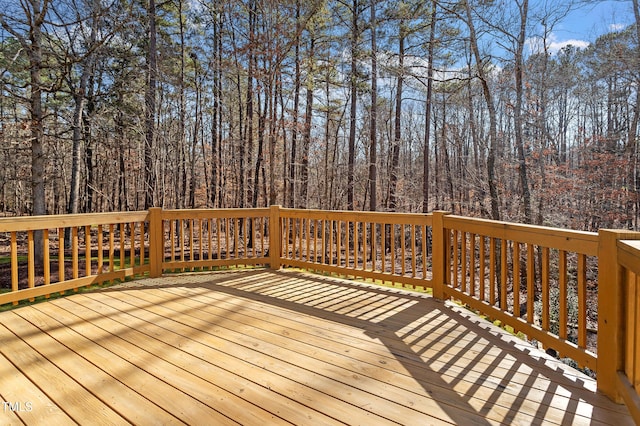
464;1;500;220
288;0;301;208
144;0;158;209
68;90;86;215
68;11;98;215
514;0;531;223
423;1;437;213
189;56;200;209
0;0;50;261
347;0;359;211
84;72;96;212
389;16;405;212
300;37;315;209
368;0;377;212
244;1;257;209
211;4;222;207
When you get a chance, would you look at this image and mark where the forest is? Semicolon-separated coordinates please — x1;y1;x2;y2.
0;0;639;232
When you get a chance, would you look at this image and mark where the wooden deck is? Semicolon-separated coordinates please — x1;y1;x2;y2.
0;269;633;425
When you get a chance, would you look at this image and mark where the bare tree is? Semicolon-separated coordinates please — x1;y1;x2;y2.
462;0;500;220
1;0;51;261
423;0;437;213
144;0;158;208
368;0;377;211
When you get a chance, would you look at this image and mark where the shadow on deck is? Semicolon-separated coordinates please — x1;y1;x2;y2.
0;269;632;425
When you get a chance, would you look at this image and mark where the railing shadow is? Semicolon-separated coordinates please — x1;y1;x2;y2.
126;269;630;425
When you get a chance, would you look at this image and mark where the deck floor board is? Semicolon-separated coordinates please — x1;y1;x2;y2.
0;350;74;424
139;286;568;424
0;269;633;425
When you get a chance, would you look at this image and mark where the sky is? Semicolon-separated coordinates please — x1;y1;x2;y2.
548;0;633;53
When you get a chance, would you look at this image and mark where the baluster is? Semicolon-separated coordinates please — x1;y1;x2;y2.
170;220;176;263
401;224;406;277
576;249;589;351
513;242;521;317
28;230;34;301
469;233;476;297
337;220;342;267
411;224;417;279
11;232;18;304
109;224;115;273
199;219;204;262
390;224;395;275
140;221;145;266
59;227;66;284
625;269;637;388
209;218;214;260
559;250;568;340
190;219;196;263
381;223;386;274
479;236;485;302
422;225;428;280
527;243;535;324
234;218;240;259
127;222;134;271
224;218;230;260
461;232;467;293
43;229;50;294
489;238;496;306
73;227;79;279
501;239;507;310
542;247;550;331
216;218;222;260
119;223;125;271
98;225;104;273
305;218;311;263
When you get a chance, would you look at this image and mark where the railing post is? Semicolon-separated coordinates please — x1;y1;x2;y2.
432;211;450;300
148;207;164;278
597;229;632;403
269;205;282;270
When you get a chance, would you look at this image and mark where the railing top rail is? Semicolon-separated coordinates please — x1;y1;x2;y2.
618;239;640;275
280;207;433;224
443;214;599;256
161;208;270;220
0;211;149;233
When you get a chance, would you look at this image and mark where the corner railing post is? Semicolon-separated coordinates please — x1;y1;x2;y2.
597;229;632;403
149;207;164;278
432;211;450;300
269;205;282;270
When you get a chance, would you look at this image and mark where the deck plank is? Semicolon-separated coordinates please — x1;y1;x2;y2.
79;290;455;425
0;322;127;424
153;288;600;425
8;307;187;425
33;298;254;425
150;275;623;425
158;272;629;423
70;292;361;425
0;351;74;425
131;286;556;425
0;269;634;425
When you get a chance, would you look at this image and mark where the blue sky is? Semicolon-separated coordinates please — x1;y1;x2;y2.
549;0;633;52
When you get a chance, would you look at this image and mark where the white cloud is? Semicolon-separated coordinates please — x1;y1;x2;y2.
547;39;590;53
609;23;627;32
526;33;590;56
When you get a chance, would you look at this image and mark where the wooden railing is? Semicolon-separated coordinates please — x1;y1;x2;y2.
278;208;433;290
440;213;600;371
157;207;272;273
598;232;640;423
0;211;150;306
2;206;640;416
